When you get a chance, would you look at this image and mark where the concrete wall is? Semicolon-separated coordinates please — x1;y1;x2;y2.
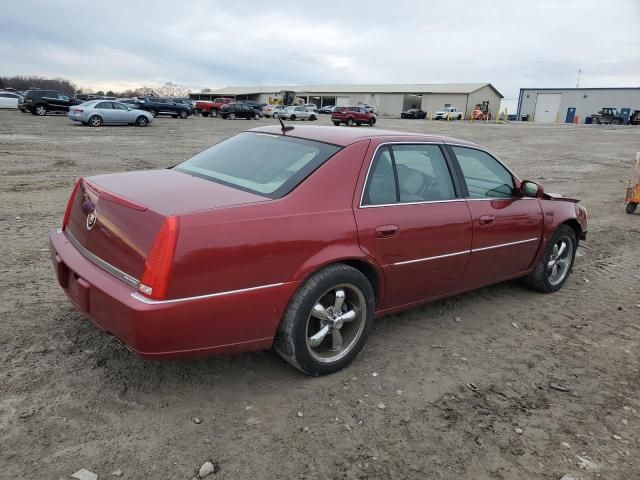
421;94;468;117
518;89;640;123
376;94;404;115
467;85;502;119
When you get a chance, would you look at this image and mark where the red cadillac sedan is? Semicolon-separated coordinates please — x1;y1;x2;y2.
50;125;587;375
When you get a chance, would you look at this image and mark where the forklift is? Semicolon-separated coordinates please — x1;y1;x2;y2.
625;152;640;214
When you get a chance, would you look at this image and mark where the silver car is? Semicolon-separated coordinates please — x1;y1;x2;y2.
278;106;317;121
68;100;154;127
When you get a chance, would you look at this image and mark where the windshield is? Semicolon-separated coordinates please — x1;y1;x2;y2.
175;132;341;198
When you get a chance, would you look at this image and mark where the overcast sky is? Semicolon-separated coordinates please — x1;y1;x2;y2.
1;0;638;107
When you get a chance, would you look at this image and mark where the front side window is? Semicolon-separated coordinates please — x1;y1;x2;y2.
175;132;341;198
452;147;514;199
362;144;456;205
113;102;128;110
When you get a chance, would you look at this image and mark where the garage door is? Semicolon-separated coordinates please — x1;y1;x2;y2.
534;94;562;123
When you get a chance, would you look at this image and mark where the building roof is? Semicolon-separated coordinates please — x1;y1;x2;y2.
205;83;503;98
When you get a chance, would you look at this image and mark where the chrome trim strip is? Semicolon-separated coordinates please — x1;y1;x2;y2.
472;237;539;252
360;198;465;209
392;237;540;266
130;282;286;305
393;249;470;266
65;229;140;288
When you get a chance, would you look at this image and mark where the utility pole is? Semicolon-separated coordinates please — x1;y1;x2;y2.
575;68;582;88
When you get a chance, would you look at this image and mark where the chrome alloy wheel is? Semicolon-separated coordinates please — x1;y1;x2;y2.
547;235;573;286
305;284;366;364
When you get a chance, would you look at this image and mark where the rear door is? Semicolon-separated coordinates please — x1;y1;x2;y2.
354;142;472;308
94;101;116;123
448;145;543;287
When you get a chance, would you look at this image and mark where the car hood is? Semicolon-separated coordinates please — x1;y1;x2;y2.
543;191;581;203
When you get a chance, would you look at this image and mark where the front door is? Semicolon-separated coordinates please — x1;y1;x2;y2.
354;143;472;308
448;145;543;287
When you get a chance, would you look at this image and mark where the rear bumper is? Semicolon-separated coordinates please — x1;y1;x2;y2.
49;228;298;359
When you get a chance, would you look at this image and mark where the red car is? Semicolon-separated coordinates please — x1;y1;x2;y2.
50;126;587;375
332;106;377;126
195;97;233;117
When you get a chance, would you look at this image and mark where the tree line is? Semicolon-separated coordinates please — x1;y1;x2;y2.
1;76;191;98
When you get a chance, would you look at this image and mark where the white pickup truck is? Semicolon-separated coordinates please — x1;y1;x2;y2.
434;106;464;120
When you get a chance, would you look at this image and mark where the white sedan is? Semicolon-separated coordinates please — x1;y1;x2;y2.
0;91;22;109
278;106;317;121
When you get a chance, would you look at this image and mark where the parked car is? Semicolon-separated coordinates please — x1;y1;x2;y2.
361;104;375;114
630;110;640;126
331;106;376;126
0;91;22;109
50;126;588;375
401;108;426;119
18;89;81;116
68;100;153;127
172;98;196;115
303;103;318;112
434;106;463;120
219;102;262;120
195;97;234;117
318;105;335;114
137;97;191;118
278;106;317;121
262;104;286;118
238;101;265;111
115;98;144;109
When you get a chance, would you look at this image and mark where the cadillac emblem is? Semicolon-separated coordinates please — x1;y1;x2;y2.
86;209;97;230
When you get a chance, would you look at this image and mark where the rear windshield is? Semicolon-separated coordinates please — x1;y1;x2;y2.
175;132;341;198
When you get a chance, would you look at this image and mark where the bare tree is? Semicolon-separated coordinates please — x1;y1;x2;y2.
157;81;191;98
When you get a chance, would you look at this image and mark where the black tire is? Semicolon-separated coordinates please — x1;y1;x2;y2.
150;110;157;118
274;264;375;376
88;115;103;127
346;118;354;126
273;112;279;119
34;104;47;116
290;114;296;121
253;113;260;120
356;122;362;126
179;110;188;119
310;115;317;121
458;114;462;120
202;112;209;117
611;118;621;125
592;117;599;124
521;225;577;293
228;113;235;120
135;115;149;127
333;121;340;126
626;202;638;214
211;109;218;118
369;118;375;126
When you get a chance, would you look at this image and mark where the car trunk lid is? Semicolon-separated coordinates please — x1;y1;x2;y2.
64;170;269;282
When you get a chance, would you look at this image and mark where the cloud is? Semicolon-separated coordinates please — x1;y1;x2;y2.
1;0;638;100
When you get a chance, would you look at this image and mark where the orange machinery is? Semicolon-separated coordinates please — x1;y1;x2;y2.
625;152;640;214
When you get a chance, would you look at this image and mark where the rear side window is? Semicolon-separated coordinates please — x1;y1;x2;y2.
95;102;112;109
175;132;341;198
362;144;456;206
452;147;514;199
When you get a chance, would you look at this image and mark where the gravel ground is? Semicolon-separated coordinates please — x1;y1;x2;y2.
1;110;639;480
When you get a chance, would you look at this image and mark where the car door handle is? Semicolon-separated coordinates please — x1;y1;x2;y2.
478;215;495;226
375;225;399;238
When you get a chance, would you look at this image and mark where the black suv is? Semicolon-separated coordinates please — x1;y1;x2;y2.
220;103;262;120
137;97;191;118
18;90;81;116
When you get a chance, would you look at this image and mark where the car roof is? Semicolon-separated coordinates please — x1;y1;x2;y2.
248;125;481;148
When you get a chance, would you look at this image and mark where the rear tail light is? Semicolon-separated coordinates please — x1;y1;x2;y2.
139;216;180;300
62;178;82;230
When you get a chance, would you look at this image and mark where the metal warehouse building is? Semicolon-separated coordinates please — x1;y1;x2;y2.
517;87;640;123
190;83;503;117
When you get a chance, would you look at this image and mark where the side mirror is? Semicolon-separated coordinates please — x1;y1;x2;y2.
520;180;543;198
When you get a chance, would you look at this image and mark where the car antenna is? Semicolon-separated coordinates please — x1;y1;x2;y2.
279;115;294;133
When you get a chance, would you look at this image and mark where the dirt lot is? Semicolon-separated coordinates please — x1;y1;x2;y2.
1;110;639;480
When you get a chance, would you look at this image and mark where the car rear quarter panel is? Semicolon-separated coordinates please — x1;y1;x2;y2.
168;139;376;311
